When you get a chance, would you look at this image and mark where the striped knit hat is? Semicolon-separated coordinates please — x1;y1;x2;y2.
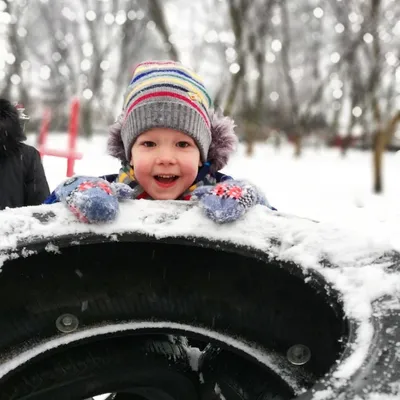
108;60;238;173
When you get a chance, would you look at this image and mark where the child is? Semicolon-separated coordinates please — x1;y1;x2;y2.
0;98;50;210
50;61;274;223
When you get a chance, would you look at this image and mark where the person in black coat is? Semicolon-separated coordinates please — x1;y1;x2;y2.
0;98;50;210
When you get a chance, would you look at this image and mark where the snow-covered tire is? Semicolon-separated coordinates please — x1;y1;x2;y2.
0;335;199;400
0;207;399;399
0;230;346;398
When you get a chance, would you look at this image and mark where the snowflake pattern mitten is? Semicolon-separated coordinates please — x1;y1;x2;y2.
55;176;132;224
192;180;272;224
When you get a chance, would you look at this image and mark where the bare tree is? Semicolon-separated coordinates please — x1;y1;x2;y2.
25;0;84;129
366;0;400;193
7;0;177;134
1;0;30;106
148;0;179;61
223;0;251;116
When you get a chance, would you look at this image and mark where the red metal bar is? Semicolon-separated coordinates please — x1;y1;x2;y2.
39;99;82;177
66;98;80;177
40;148;83;159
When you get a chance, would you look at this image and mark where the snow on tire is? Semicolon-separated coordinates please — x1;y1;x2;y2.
0;201;399;400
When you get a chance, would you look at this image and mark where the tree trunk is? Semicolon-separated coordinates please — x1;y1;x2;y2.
148;0;179;61
81;102;93;139
373;111;400;193
224;0;249;115
280;0;301;158
294;135;302;158
373;130;385;193
246;140;254;156
224;55;245;116
368;0;382;193
274;134;282;151
244;120;256;156
340;136;352;157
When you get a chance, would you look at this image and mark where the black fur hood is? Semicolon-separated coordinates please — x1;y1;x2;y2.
0;99;26;158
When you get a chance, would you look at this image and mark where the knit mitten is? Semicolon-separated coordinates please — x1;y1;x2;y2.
54;176;134;223
192;180;272;223
110;182;135;200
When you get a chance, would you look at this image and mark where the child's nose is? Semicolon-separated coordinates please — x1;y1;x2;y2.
156;148;177;164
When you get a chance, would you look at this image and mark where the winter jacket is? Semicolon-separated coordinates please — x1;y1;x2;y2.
0;143;50;210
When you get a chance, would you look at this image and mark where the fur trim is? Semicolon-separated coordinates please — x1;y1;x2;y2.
0;99;26;158
208;108;238;173
107;112;127;162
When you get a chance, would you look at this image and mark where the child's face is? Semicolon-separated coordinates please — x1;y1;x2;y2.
130;128;201;200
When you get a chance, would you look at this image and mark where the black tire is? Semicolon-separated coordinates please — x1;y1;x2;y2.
0;235;347;399
2;210;399;399
199;345;295;400
0;335;199;400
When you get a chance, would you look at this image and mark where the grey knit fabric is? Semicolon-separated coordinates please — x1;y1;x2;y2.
121;101;211;162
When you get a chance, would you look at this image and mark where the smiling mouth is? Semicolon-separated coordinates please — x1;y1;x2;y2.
154;175;179;183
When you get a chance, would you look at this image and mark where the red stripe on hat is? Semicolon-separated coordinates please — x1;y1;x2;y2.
125;91;210;128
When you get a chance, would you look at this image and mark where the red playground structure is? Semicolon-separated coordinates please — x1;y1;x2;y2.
38;98;83;177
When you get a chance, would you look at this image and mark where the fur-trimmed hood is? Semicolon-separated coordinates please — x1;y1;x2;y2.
0;99;26;158
107;108;238;173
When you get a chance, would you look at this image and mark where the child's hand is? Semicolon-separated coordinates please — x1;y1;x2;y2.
192;180;272;223
110;182;135;200
55;176;132;224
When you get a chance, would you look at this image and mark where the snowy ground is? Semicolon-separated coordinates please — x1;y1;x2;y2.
29;132;400;244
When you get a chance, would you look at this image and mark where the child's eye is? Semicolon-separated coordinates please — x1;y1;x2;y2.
176;141;190;148
142;141;156;147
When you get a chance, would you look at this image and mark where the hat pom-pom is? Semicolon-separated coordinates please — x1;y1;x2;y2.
208;108;238;173
107;112;126;161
